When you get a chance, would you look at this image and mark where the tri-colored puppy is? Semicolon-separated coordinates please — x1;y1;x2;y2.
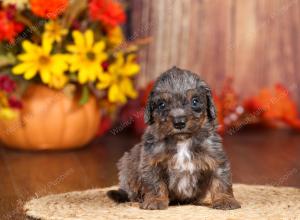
108;67;241;210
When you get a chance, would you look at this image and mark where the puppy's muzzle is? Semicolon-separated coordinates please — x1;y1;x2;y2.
172;116;187;129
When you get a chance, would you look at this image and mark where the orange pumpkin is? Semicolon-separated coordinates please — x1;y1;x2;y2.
0;84;100;150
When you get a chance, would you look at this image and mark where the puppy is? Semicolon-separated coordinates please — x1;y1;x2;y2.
108;67;241;210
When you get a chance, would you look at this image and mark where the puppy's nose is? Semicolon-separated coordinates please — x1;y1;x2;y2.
173;116;187;129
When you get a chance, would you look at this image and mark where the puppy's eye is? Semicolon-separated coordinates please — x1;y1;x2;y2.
158;101;166;110
191;97;201;109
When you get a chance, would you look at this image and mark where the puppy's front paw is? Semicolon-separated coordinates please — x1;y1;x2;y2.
212;197;241;210
140;199;168;210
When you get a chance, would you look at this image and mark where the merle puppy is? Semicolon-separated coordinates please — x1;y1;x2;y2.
108;67;241;210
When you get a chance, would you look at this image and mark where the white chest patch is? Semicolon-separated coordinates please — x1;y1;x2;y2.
168;139;198;198
177;175;197;198
173;139;195;173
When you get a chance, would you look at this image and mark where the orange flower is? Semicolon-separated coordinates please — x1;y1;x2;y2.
30;0;68;19
89;0;126;27
244;84;300;129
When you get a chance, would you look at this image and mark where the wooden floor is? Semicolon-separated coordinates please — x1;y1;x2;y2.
0;129;299;219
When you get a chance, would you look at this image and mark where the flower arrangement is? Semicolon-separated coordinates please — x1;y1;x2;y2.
0;0;140;119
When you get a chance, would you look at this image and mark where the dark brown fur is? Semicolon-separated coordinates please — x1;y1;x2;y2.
107;67;241;210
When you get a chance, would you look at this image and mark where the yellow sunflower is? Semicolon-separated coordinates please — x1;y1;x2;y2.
12;37;68;86
97;53;140;104
67;30;108;84
12;38;68;84
0;108;17;120
48;73;69;89
107;26;124;47
43;21;68;43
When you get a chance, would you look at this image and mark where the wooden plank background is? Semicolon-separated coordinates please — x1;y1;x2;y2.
128;0;300;107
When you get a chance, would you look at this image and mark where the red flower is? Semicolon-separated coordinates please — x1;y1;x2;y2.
0;9;24;43
97;116;112;136
101;61;109;71
0;75;16;93
8;96;22;109
89;0;126;27
30;0;68;19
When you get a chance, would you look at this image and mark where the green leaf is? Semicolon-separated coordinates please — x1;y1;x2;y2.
68;72;78;81
79;85;89;105
0;53;17;68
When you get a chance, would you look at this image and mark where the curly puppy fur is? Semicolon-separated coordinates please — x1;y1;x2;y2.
108;67;241;210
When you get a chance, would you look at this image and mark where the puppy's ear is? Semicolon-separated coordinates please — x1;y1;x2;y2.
144;92;154;124
205;87;217;122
